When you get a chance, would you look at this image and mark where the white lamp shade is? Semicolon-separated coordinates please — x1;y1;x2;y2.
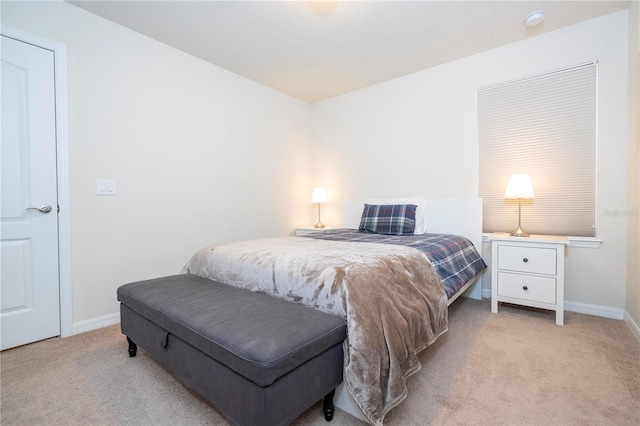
504;174;534;199
311;187;327;204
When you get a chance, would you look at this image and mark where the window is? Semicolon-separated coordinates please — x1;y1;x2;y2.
478;62;597;237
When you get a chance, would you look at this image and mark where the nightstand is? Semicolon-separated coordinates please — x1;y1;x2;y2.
489;233;569;325
295;227;338;236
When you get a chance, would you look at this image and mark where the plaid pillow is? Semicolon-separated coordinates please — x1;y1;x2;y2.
358;204;417;235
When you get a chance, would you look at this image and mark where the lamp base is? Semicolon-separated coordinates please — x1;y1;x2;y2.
314;222;325;229
510;226;530;237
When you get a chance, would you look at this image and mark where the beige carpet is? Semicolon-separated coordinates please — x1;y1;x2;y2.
1;298;638;425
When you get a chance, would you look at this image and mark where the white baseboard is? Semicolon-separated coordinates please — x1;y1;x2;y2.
623;311;640;343
72;312;120;335
481;288;626;321
564;301;624;320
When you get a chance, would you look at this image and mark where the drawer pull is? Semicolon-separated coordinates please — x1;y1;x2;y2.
523;258;529;263
523;285;528;291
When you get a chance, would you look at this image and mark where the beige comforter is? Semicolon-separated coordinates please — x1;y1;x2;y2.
183;237;448;425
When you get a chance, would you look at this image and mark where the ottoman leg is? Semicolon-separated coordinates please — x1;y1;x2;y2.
323;389;335;421
127;336;137;357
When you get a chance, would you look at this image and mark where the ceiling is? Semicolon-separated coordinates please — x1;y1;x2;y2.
68;1;629;103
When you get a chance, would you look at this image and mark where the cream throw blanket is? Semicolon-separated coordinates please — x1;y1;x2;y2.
183;237;448;425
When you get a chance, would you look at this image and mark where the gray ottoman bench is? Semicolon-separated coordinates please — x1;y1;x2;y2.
117;274;347;426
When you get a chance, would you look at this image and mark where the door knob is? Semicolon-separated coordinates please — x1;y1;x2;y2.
25;204;53;214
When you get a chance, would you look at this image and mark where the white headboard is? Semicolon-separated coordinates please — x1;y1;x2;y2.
423;198;483;253
343;197;484;299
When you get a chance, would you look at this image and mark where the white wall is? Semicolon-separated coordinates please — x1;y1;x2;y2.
311;11;630;314
2;1;313;327
626;1;640;333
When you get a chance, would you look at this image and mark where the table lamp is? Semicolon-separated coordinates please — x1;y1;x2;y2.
504;174;534;237
311;187;327;228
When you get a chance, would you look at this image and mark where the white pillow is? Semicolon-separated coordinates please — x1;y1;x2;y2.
363;196;426;234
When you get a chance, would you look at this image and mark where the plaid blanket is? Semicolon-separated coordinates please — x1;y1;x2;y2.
300;229;487;299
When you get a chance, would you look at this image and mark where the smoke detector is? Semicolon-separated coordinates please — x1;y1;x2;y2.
525;10;546;27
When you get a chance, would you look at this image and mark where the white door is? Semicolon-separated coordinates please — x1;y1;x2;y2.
1;35;60;350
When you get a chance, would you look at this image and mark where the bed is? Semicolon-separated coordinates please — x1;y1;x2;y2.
182;198;486;425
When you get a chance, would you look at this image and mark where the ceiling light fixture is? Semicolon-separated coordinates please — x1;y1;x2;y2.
525;10;546;28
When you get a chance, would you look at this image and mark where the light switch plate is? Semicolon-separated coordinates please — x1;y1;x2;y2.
97;178;116;195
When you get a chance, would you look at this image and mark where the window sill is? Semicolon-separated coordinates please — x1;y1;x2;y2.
482;233;602;248
567;236;602;248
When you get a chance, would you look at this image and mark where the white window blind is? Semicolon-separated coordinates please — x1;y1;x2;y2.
478;62;597;237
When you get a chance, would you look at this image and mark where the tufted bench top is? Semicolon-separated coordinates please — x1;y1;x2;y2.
117;274;347;387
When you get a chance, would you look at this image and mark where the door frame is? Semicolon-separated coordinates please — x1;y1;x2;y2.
1;25;72;338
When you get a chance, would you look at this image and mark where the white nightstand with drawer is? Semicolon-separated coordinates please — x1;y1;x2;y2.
489;234;569;325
